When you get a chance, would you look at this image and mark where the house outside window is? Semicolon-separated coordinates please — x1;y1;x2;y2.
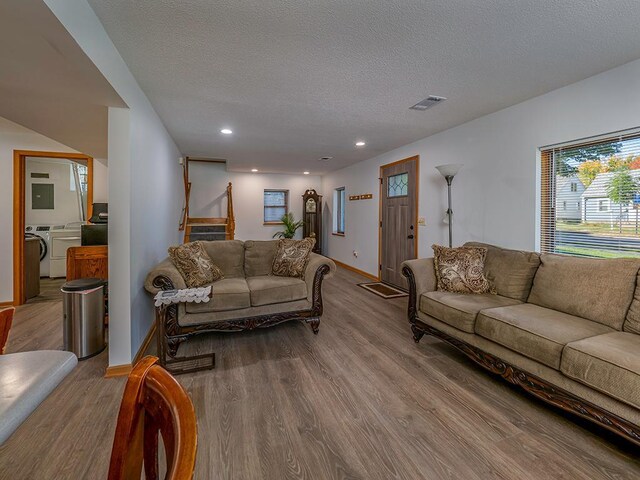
334;187;345;234
264;190;288;224
540;130;640;258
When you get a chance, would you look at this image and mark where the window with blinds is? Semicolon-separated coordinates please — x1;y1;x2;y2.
264;190;288;223
540;129;640;258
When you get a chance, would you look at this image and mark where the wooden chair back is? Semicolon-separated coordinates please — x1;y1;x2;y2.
108;356;197;480
0;307;14;354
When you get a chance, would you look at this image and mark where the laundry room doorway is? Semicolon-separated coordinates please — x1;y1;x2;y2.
13;150;93;306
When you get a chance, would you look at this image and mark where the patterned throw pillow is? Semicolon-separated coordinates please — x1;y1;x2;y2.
272;238;316;278
432;244;494;294
168;242;224;288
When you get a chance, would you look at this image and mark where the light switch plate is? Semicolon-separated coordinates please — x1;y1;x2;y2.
418;217;426;226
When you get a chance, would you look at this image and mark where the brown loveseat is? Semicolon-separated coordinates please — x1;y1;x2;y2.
402;242;640;446
145;240;335;363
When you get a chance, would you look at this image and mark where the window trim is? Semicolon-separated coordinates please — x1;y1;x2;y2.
263;189;289;225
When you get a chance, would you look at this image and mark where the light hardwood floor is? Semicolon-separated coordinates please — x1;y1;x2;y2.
1;267;639;479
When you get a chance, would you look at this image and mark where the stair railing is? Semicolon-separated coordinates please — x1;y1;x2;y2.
226;182;235;240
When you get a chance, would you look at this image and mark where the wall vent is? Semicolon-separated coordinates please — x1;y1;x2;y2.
31;172;49;178
318;156;333;161
409;96;447;111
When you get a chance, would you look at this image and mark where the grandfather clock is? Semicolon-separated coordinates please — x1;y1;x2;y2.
302;189;322;254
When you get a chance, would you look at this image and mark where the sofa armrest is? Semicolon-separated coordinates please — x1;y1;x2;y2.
304;253;336;302
401;258;436;323
144;257;187;295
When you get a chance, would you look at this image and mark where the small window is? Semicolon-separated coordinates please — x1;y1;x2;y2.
334;187;345;234
570;182;577;192
599;200;608;212
562;201;567;210
69;163;88;192
264;190;288;223
576;201;581;210
387;173;408;197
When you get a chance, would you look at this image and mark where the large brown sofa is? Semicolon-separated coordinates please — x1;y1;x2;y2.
402;242;640;446
145;240;335;364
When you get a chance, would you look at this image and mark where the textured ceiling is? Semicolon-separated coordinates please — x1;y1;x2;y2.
0;0;125;159
88;0;640;173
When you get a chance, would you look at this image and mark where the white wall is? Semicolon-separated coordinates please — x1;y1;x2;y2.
323;58;640;277
189;162;322;241
93;157;108;203
26;158;86;225
0;116;107;303
45;1;183;366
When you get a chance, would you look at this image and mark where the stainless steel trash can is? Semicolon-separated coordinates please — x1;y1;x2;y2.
62;278;107;360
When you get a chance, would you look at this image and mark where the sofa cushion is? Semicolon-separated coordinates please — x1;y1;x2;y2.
246;276;307;307
420;291;521;333
201;240;245;278
244;240;278;277
562;332;640;410
272;238;315;278
623;271;640;334
185;278;250;313
168;242;223;288
527;254;640;330
432;244;494;294
476;304;614;370
464;242;540;302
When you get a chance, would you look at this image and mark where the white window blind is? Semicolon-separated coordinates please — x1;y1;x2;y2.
264;190;288;223
540;129;640;258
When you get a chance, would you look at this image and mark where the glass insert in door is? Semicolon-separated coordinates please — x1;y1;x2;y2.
387;172;408;197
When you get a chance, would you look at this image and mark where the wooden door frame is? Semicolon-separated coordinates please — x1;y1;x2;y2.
378;155;419;283
13;150;94;306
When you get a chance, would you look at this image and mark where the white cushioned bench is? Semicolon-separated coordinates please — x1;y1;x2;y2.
0;350;77;444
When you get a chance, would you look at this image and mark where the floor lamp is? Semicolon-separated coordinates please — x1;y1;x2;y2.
435;164;463;247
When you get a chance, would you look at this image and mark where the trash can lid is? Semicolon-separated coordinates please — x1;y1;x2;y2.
61;278;106;292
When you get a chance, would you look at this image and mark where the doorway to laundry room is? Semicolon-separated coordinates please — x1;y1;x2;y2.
13;151;95;305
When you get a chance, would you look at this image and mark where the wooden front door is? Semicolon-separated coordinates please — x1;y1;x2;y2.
380;156;418;288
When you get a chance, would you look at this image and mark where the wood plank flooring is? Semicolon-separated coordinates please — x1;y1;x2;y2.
1;267;638;479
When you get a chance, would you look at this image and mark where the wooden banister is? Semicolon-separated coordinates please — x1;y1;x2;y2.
179;160;190;231
180;159;235;241
226;182;235;240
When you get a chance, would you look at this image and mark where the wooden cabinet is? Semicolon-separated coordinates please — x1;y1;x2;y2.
24;237;40;300
66;245;108;281
302;189;322;254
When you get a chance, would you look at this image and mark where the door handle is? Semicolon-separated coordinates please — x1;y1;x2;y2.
407;234;414;239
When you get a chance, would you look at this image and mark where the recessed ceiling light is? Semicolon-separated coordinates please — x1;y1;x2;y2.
251;168;258;172
220;128;233;135
303;171;310;175
355;141;366;147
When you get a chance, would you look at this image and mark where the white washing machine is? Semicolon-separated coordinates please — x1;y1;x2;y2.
24;225;61;277
49;225;82;278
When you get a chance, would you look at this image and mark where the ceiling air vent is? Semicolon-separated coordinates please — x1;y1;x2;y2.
409;96;447;111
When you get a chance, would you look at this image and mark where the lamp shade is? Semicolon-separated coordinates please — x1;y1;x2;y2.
435;163;463;178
